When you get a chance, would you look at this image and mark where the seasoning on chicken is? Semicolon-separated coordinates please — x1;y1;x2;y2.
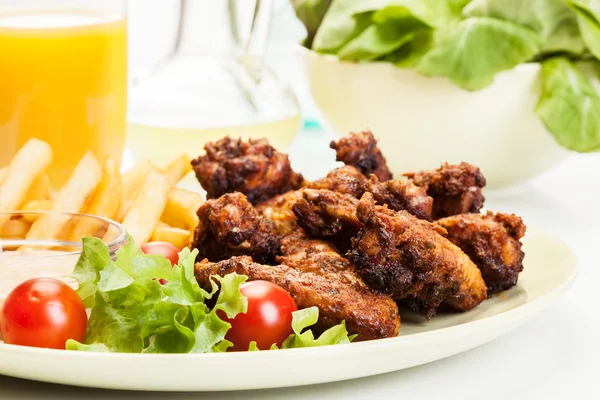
308;166;433;220
437;211;526;295
330;130;393;181
364;176;433;221
195;256;400;341
191;192;280;264
349;193;488;318
292;189;487;317
292;189;363;252
191;137;305;204
256;190;303;236
308;165;368;198
404;162;486;219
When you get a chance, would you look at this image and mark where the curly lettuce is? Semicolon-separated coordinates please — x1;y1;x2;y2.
66;237;354;353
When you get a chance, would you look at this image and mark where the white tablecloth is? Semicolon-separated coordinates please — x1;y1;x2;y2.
1;129;598;400
2;1;599;396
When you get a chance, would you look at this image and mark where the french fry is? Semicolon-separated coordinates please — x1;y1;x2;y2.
117;160;155;222
26;152;102;241
122;170;170;245
70;157;123;240
22;172;52;203
0;167;6;185
0;218;31;238
122;160;154;197
161;154;192;187
20;199;54;223
151;225;191;249
0;139;52;225
160;188;204;231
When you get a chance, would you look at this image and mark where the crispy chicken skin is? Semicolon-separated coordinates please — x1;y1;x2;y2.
191;137;305;204
292;189;363;252
276;232;353;274
256;190;303;236
348;193;487;317
405;162;486;219
292;190;487;317
308;165;367;198
437;212;526;295
191;192;280;264
330;131;393;181
195;256;400;341
307;166;433;220
292;186;431;249
365;176;433;221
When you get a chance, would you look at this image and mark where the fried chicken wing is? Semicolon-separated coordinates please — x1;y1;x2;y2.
437;211;526;295
195;256;400;341
191;192;280;264
292;189;487;317
330;131;393;181
405;162;486;219
191;137;305;204
349;193;487;317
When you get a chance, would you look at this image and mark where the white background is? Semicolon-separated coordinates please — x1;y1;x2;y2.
1;1;599;398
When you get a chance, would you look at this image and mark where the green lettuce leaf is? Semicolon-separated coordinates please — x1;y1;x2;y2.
69;237;355;353
535;57;600;152
292;0;334;47
65;341;110;352
417;17;540;91
568;0;600;59
337;7;428;61
465;0;585;54
449;0;472;15
280;307;355;348
68;237;113;308
145;306;195;353
67;236;248;353
312;0;454;53
378;28;434;67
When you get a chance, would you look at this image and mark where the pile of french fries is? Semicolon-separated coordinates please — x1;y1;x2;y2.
0;138;204;249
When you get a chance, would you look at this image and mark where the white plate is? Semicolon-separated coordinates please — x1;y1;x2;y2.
0;226;577;392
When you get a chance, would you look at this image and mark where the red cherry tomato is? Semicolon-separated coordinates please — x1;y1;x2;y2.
219;280;297;351
141;241;180;266
0;278;87;349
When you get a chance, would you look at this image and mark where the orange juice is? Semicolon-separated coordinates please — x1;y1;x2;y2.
0;10;127;186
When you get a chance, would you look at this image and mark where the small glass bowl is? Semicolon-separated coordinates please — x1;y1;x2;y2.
0;212;127;304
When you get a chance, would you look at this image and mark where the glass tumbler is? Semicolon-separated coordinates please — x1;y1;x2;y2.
0;0;128;186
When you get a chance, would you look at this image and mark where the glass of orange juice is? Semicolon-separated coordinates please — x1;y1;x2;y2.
0;0;127;186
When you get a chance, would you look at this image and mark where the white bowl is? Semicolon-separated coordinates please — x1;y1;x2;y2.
299;47;571;189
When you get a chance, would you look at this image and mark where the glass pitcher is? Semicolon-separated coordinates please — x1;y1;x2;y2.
125;0;301;169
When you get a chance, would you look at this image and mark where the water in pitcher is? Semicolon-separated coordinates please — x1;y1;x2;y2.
126;57;301;167
125;1;301;168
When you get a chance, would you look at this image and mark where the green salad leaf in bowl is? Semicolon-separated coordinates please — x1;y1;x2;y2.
293;0;600;152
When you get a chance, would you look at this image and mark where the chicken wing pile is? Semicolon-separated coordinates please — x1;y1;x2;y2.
190;130;527;341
